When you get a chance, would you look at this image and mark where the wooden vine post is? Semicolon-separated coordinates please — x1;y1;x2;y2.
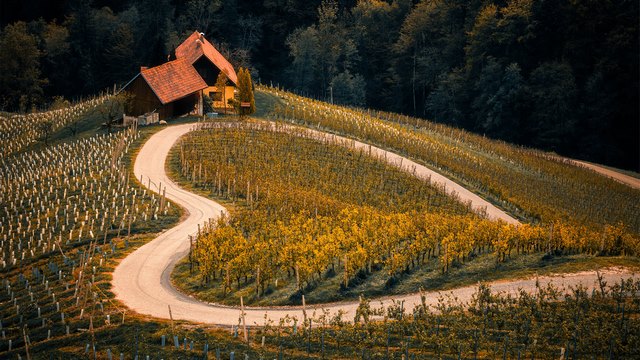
240;296;248;343
168;305;174;336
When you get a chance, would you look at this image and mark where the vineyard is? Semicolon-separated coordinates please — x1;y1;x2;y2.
0;96;109;159
1;91;639;359
261;86;640;236
251;279;640;359
172;123;639;308
0;102;183;358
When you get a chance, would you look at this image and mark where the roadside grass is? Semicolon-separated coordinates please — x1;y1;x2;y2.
172;249;640;307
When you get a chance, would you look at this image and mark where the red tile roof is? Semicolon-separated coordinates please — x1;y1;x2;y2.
175;31;239;85
141;59;207;104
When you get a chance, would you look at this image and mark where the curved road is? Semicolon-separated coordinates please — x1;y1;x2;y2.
112;123;637;326
571;160;640;190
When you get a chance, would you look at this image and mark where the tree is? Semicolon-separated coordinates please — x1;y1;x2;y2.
471;57;503;131
234;67;255;116
528;62;577;152
395;0;469;116
465;0;535;74
37;119;54;146
426;69;467;125
104;22;136;84
96;92;133;133
286;27;320;94
237;14;263;54
215;71;228;114
42;22;71;97
330;70;366;107
0;22;45;111
472;60;527;141
175;0;221;37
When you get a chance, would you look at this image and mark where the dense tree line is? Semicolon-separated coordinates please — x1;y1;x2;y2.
285;0;638;170
0;0;637;170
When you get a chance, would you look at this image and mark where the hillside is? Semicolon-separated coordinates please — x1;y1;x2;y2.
1;1;638;357
1;91;639;358
259;87;640;234
1;0;638;170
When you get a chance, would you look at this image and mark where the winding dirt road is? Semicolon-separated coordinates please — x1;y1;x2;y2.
112;122;637;326
571;160;640;190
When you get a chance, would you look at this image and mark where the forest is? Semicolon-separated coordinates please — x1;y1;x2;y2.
0;0;638;170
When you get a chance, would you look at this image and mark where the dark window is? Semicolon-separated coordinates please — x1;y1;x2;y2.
209;91;222;101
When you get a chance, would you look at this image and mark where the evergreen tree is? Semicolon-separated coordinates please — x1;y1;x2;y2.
235;67;255;116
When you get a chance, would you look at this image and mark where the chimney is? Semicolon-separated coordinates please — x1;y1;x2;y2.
140;66;149;71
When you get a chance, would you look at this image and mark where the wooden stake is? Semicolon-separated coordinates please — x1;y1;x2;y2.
344;256;348;288
302;295;307;328
256;266;260;298
127;197;134;237
168;305;174;335
240;297;248;343
22;326;31;360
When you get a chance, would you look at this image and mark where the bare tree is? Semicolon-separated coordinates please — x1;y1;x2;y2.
37;120;54;146
96;92;133;133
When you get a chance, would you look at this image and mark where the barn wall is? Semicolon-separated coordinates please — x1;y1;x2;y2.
124;77;202;120
125;77;162;117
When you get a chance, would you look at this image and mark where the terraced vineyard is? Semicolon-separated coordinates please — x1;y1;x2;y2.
0;127;175;272
262;86;640;235
172;122;639;308
2;92;639;359
0;96;108;159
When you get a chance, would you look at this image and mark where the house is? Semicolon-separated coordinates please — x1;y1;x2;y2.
176;31;238;112
122;32;237;119
122;59;207;119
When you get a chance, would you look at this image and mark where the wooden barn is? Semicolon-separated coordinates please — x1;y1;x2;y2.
122;32;239;120
122;58;207;120
175;31;238;112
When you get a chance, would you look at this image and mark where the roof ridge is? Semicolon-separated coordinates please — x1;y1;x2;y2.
175;31;238;85
139;58;207;104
